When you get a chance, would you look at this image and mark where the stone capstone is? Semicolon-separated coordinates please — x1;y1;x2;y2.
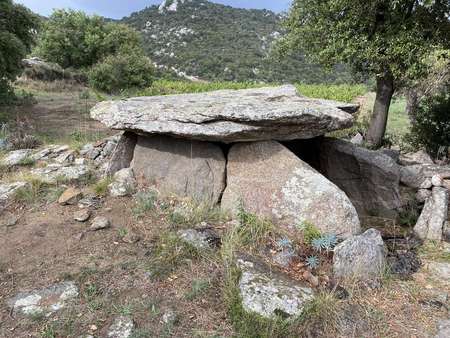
108;168;136;197
414;187;449;241
236;255;314;318
333;228;387;283
131;135;226;204
8;281;78;316
319;138;402;218
222;141;360;238
91;85;356;143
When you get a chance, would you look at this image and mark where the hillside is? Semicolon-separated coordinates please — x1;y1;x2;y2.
121;0;353;83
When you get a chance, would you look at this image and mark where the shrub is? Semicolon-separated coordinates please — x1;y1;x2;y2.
406;89;450;157
0;0;39;101
34;10;141;69
88;52;154;93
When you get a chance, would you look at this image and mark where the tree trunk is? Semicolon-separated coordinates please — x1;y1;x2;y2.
366;73;395;147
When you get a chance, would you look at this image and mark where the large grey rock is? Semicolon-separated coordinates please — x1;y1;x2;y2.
414;187;449;241
1;149;33;166
319;138;402;218
8;281;78;316
236;255;314;318
177;228;220;249
333;229;387;283
400;150;434;166
91;85;356;143
400;165;431;189
131;135;226;204
222;141;360;238
108;168;136;197
104;132;137;176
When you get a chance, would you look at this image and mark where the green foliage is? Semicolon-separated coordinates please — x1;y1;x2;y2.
0;0;39;102
35;10;141;69
88;51;154;93
283;0;450;83
133;190;158;216
297;221;322;245
138;79;266;96
296;84;367;103
122;0;355;83
92;178;112;197
406;89;450;157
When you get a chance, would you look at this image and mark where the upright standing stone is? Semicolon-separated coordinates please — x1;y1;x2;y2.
104;132;137;177
414;187;449;241
319;138;402;218
222;141;360;238
131;135;226;204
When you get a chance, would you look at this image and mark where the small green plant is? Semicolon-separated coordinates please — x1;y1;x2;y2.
306;256;320;269
133;190;158;216
92;178;112;197
113;303;134;316
146;232;200;280
185;279;210;301
297;221;322;245
17;156;36;166
14;178;46;204
40;324;56;338
311;234;338;253
118;227;128;239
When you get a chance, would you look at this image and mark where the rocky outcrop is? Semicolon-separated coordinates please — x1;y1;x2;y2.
333;229;387;284
0;182;28;206
222;141;361;238
8;281;79;316
131;135;226;204
31;164;90;184
91;85;356;143
319;138;402;218
414;187;449;241
1;149;33;167
236;255;314;318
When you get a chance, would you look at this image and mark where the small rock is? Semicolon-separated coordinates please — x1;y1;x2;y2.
55;150;76;164
1;149;33;166
0;213;19;227
416;189;432;203
58;187;82;205
420;178;433;189
108;168;136;197
78;194;102;209
107;316;134;338
8;281;78;316
400;150;434;166
436;319;450;338
177;228;220;249
303;270;319;287
90;216;110;231
350;133;363;145
161;309;177;324
75;158;86;165
333;228;387;284
122;232;140;244
236;255;314;319
432;175;443;187
74;210;91;222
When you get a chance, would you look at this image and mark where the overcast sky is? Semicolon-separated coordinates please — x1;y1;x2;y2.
15;1;292;19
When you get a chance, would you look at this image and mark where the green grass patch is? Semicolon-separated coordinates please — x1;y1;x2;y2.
133;190;159;216
92;177;112;197
146;231;201;280
185;279;211;301
296;84;367;103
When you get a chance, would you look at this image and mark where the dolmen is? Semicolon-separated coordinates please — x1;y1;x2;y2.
91;85;363;238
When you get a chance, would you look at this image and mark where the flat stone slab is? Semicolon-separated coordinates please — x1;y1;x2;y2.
8;281;79;316
91;85;356;143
